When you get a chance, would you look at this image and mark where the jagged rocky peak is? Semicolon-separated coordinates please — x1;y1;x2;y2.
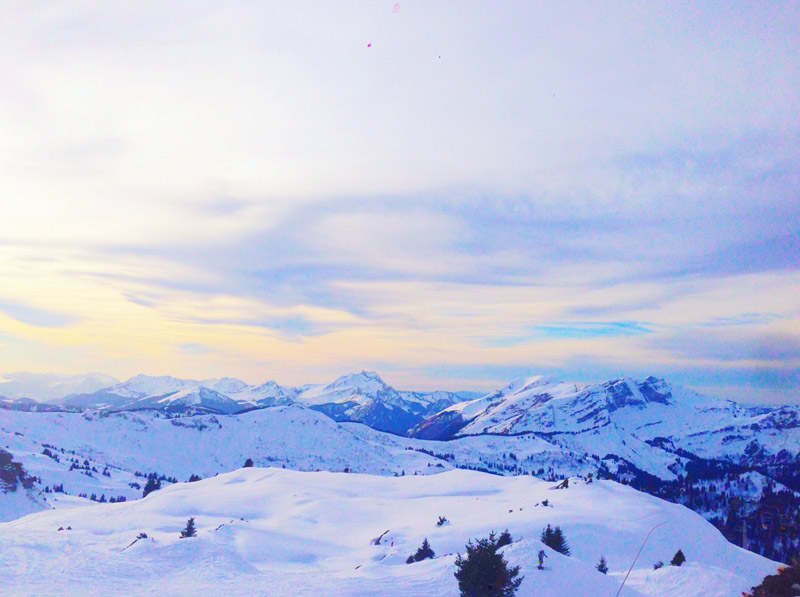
600;376;673;411
637;376;673;405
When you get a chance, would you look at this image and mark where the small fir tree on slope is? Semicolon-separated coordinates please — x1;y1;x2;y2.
670;549;685;567
406;538;435;563
180;517;197;538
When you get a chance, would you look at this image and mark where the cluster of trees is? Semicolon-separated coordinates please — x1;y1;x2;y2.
134;471;178;483
40;447;61;463
74;492;127;503
143;477;161;497
540;524;570;555
138;472;178;497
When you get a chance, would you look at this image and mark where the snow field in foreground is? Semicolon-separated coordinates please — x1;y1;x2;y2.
0;468;778;596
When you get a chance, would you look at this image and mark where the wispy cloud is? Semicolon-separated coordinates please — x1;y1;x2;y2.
0;302;77;328
0;2;798;401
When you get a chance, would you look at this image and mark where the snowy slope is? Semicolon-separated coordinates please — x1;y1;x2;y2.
0;468;779;596
0;407;599;522
225;380;298;407
118;386;245;415
0;372;119;402
61;374;198;410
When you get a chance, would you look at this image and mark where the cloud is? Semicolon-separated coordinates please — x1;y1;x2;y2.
654;328;800;365
175;342;215;356
0;3;798;401
0;302;77;328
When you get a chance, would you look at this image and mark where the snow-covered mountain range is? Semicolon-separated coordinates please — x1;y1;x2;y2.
2;369;799;584
3;370;470;435
411;375;800;472
3;370;798;480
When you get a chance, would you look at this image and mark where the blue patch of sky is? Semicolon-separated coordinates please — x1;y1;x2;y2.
699;313;781;327
481;321;652;347
0;302;77;328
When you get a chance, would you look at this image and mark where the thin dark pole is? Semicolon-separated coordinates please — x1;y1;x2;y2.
615;521;667;597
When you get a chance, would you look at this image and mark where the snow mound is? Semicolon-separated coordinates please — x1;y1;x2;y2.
0;468;778;596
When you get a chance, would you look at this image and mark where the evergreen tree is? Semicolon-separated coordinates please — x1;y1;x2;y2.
407;538;435;563
596;555;609;574
540;524;570;556
454;532;523;597
497;529;513;548
670;549;686;567
188;474;201;482
142;477;161;498
180;517;197;538
243;458;254;468
744;557;800;597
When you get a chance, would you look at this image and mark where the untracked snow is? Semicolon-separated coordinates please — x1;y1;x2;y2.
0;468;778;596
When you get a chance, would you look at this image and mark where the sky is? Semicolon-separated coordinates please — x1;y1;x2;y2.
0;1;798;403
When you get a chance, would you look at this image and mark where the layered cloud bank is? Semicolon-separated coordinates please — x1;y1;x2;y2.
0;2;798;401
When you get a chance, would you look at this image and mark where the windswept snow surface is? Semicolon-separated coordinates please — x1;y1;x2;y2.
0;468;778;596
